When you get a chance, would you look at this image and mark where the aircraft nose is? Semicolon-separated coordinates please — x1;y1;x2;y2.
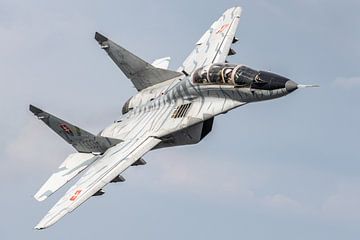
285;80;298;93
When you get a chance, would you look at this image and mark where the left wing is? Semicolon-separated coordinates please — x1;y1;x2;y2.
35;136;161;229
95;32;182;91
178;7;241;75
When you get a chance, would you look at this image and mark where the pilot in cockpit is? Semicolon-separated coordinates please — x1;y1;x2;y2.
222;67;233;83
193;64;258;86
193;64;231;84
193;67;208;84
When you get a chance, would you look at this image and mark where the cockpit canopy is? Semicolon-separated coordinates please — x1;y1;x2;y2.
192;64;259;86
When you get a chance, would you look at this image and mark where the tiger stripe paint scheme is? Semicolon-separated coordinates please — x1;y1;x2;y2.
32;6;310;229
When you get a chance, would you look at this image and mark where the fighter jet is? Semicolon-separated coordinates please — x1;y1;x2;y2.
31;6;317;229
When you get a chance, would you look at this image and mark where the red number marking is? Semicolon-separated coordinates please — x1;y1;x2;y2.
216;24;230;34
70;190;82;201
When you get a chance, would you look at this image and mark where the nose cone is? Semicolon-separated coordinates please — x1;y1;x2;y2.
285;80;298;93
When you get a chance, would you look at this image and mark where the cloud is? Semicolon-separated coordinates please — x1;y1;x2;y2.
333;77;360;88
321;183;360;221
4;118;71;179
138;152;257;201
129;150;307;213
256;0;283;16
262;194;302;211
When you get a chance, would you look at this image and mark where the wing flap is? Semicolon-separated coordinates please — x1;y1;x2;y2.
35;136;161;230
34;153;98;202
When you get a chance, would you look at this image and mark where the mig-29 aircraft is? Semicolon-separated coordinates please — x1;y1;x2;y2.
31;6;316;229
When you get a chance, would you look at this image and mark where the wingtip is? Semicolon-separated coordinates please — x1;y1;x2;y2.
230;6;242;15
35;207;69;230
34;225;45;230
29;104;43;116
220;6;241;20
235;6;242;16
34;194;47;202
95;32;108;44
34;219;48;230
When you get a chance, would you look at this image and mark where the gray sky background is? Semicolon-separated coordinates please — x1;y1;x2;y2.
1;0;359;239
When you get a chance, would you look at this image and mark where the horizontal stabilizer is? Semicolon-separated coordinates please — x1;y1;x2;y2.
95;32;183;91
34;153;98;201
29;105;121;153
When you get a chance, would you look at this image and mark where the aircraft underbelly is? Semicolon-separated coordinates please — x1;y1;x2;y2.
154;117;214;149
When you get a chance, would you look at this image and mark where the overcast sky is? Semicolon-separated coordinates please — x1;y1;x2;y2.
1;0;359;239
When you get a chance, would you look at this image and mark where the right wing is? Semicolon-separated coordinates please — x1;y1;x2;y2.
95;32;182;91
35;136;161;230
178;7;242;75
